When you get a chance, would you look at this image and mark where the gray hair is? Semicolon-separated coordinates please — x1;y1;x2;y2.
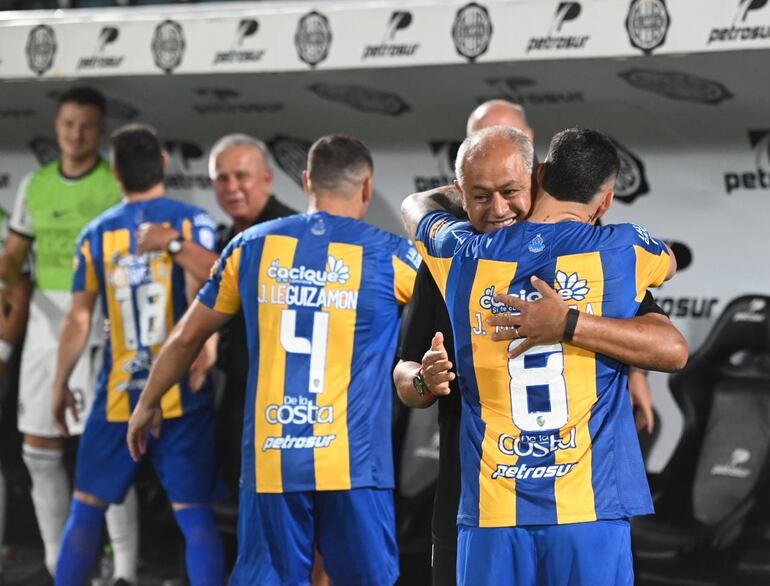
208;133;270;179
455;126;534;189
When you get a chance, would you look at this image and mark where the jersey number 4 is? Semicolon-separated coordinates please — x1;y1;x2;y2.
279;309;329;394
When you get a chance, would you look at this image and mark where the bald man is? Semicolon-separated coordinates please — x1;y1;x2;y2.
393;101;679;586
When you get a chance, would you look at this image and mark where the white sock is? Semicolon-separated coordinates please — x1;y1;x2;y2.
21;444;70;575
0;465;5;573
105;485;139;583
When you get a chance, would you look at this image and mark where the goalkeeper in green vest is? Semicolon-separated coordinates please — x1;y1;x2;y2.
0;87;139;583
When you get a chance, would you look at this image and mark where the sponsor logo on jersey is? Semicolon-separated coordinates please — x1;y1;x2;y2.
498;428;577;458
711;448;752;478
267;135;312;187
214;19;265;65
307;82;410;116
724;130;770;194
26;25;56;76
267;255;350;286
554;270;590;301
78;26;125;70
362;11;420;60
295;11;332;67
618;69;732;105
192;87;282;116
526;1;590;53
708;0;770;45
492;462;577;480
262;434;336;451
265;396;333;425
476;77;584;106
611;138;650;204
452;2;493;62
152;20;185;74
625;0;670;55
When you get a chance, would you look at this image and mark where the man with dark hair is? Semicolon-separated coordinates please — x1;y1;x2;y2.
401;127;685;586
127;134;419;586
0;86;138;582
51;124;224;586
394;107;683;585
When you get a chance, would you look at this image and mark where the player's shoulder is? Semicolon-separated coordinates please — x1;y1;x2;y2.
596;222;660;249
80;202;126;239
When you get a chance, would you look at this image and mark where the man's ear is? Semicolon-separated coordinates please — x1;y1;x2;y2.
301;170;311;194
361;175;373;205
453;179;468;211
592;189;615;224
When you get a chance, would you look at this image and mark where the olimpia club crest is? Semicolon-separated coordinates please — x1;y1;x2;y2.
452;2;493;62
152;20;186;74
625;0;670;55
26;25;56;75
295;11;332;68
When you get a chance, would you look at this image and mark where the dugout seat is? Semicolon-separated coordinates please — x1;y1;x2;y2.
632;295;770;585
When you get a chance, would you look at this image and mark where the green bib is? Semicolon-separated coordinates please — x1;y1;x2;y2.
25;160;121;291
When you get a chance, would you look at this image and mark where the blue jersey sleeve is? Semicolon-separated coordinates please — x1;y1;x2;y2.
414;210;474;299
611;223;673;299
71;227;99;293
198;235;243;314
390;236;420;305
190;210;218;251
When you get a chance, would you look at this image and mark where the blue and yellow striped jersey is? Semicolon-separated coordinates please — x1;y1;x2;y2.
416;211;672;528
198;211;419;494
72;196;218;423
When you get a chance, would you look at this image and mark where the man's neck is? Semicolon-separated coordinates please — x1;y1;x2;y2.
124;183;165;202
307;195;362;219
233;196;272;234
60;153;99;179
527;191;592;224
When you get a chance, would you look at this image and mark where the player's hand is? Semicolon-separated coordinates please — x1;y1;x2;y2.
486;276;569;359
126;401;163;462
629;368;655;434
52;385;78;437
137;223;178;255
421;332;455;396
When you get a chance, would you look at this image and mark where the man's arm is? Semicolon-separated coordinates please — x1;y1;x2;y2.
127;300;231;460
394;332;455;408
400;185;463;240
488;276;688;372
0;275;32;380
137;223;218;284
52;291;97;436
0;232;33;297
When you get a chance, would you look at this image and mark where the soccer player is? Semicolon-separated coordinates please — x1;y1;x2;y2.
52;124;224;586
401;127;680;585
0;86;138;582
393;100;685;586
127;135;419;586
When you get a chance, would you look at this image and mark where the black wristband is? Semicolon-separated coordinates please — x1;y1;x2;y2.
563;308;580;342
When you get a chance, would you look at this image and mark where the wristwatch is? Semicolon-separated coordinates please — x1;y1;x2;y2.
413;370;434;398
167;236;184;255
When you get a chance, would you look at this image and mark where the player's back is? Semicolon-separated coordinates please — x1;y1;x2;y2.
73;196;218;423
416;213;671;528
208;211;419;494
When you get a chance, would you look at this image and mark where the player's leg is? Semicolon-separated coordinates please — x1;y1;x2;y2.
55;416;137;586
315;488;399;586
230;490;314;586
456;525;537;586
537;519;634;586
152;410;225;586
104;486;139;584
18;344;71;576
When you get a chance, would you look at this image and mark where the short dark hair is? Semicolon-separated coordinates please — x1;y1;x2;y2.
110;124;164;193
307;135;373;193
57;86;106;116
541;128;619;204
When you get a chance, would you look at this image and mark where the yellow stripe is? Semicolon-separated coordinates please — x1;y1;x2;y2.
634;245;670;301
470;259;521;527
80;240;98;293
554;252;603;523
313;242;362;490
415;241;452;299
255;235;298;492
153;245;182;418
213;247;242;315
181;218;192;241
392;255;416;305
103;229;132;423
